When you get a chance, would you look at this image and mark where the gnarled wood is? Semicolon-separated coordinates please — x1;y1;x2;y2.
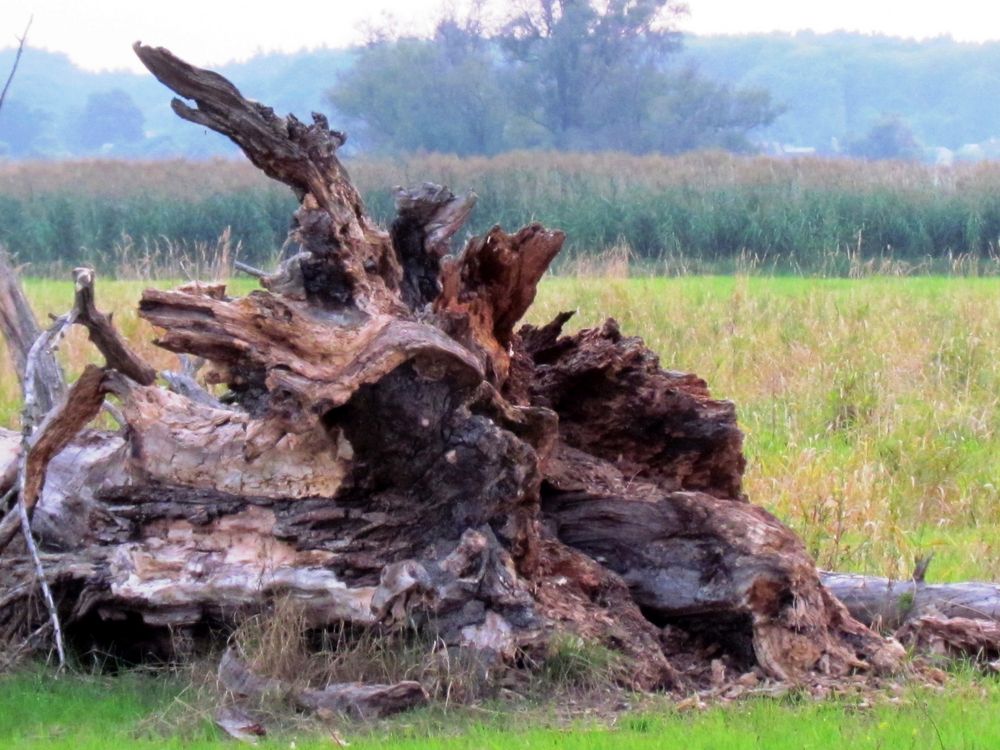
436;224;564;387
135;42;402;313
392;184;477;310
524;317;746;499
542;443;903;681
896;616;1000;663
0;43;925;701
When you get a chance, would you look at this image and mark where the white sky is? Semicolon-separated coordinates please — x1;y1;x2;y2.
0;0;997;73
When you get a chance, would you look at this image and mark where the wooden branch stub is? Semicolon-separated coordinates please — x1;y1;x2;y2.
391;184;477;309
71;268;156;386
435;223;564;385
22;364;108;513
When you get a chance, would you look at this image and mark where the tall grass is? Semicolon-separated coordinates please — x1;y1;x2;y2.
1;275;997;582
5;154;1000;273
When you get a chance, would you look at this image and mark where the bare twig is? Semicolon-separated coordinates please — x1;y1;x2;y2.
234;260;267;278
17;482;64;668
0;16;32;115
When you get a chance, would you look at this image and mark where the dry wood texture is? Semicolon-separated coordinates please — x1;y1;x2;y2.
3;42;980;713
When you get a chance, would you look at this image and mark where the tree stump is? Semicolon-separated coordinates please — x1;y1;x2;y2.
0;44;907;707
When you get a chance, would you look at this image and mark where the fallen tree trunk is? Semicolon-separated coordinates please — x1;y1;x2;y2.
821;573;1000;630
0;42;932;707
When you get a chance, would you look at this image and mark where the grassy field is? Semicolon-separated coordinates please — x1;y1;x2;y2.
2;273;1000;748
4;273;994;580
6;154;1000;273
2;665;999;749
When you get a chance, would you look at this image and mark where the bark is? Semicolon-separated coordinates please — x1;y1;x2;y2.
895;616;1000;663
0;43;921;704
820;573;1000;630
0;249;64;416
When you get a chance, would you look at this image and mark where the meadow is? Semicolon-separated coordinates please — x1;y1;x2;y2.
1;273;997;581
6;153;1000;273
2;272;1000;748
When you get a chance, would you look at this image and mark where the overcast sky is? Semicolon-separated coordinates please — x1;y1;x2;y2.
1;0;996;73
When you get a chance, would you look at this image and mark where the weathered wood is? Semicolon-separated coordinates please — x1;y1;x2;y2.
21;364;108;514
218;648;428;719
524;316;746;499
0;249;64;415
135;42;402;313
820;572;1000;630
70;268;156;386
0;43;929;700
435;224;564;386
896;616;1000;662
391;184;477;309
542;443;904;680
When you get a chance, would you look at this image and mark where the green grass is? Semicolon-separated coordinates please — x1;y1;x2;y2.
8;154;1000;273
2;274;998;580
2;666;999;749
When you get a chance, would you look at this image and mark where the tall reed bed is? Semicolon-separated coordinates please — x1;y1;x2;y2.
4;153;1000;274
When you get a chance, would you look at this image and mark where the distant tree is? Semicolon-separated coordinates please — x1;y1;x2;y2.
500;0;685;146
640;68;782;154
330;19;509;155
0;99;52;156
74;89;145;151
329;0;781;155
848;115;922;161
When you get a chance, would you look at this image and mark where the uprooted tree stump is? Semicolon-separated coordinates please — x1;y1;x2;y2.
0;42;971;714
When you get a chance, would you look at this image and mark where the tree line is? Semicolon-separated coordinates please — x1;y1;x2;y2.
330;0;780;156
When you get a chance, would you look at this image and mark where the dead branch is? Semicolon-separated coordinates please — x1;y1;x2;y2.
218;648;428;719
70;268;157;386
0;249;65;418
0;16;32;115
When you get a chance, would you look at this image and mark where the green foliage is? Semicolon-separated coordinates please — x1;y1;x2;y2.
73;90;145;152
0;100;56;158
330;36;508;155
11;154;1000;273
847;116;922;162
330;1;779;155
682;32;1000;152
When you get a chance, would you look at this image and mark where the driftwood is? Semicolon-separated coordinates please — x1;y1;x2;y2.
2;41;993;712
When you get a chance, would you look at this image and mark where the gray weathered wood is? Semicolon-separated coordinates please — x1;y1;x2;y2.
820;572;1000;630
